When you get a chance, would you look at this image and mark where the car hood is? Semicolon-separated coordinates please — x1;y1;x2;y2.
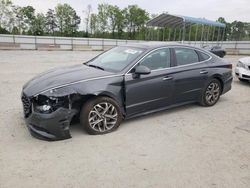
239;57;250;65
23;64;114;97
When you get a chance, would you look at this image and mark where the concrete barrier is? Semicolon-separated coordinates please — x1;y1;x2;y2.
0;34;249;55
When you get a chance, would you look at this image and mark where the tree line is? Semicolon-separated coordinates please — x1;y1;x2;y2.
0;0;249;41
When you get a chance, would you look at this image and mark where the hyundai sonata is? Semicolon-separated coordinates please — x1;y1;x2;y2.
21;43;233;141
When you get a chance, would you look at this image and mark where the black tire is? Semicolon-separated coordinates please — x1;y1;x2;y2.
221;52;226;58
80;96;123;135
239;78;248;82
200;79;222;107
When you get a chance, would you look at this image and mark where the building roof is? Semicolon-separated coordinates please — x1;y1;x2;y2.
147;14;226;28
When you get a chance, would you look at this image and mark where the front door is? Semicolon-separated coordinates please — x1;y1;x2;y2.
125;48;175;117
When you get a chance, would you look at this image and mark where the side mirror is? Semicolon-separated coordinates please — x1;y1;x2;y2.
134;65;151;75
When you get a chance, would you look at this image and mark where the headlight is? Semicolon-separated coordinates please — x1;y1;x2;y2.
33;95;68;114
237;61;248;69
35;105;52;113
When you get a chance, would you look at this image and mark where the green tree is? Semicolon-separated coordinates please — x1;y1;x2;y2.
55;3;81;36
19;6;36;34
124;5;149;39
217;17;231;40
97;3;109;34
231;21;245;40
45;9;57;35
83;4;92;36
32;13;46;35
0;0;14;31
107;5;125;38
90;13;98;35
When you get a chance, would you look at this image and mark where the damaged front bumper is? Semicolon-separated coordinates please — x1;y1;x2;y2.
25;107;77;141
21;92;78;141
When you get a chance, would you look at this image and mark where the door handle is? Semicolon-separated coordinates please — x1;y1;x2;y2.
200;70;208;74
163;76;173;81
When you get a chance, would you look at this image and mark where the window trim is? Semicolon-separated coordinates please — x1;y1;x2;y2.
125;47;173;75
197;50;211;61
173;47;200;67
138;47;172;71
125;46;212;75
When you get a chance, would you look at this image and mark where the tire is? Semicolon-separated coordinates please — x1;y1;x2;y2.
239;78;248;82
80;96;123;135
200;79;222;107
221;52;226;58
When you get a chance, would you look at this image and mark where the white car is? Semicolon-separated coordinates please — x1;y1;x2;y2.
235;57;250;82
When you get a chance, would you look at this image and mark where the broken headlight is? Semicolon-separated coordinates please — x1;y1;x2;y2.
35;104;52;113
33;95;69;114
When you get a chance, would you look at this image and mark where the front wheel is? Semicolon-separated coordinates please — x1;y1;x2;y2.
200;79;222;106
80;97;123;135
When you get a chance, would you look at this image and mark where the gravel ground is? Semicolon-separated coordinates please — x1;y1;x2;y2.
0;51;249;188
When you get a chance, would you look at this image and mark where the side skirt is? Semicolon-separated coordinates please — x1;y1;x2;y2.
125;100;196;120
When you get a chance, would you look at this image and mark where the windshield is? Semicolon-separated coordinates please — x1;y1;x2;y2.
86;46;145;72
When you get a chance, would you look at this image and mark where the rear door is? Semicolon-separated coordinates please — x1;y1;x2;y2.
171;47;211;103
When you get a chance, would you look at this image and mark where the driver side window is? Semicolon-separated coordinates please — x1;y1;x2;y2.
140;48;171;70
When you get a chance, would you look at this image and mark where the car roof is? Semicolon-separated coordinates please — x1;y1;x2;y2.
121;42;203;50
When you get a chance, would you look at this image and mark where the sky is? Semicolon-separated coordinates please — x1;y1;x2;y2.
11;0;250;24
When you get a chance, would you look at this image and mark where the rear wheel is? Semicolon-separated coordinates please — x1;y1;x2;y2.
80;97;123;135
200;79;222;106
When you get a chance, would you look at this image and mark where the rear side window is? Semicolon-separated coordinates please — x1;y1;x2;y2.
199;52;210;61
174;48;199;66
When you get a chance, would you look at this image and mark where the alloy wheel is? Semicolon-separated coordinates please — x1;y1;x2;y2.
88;102;118;132
205;82;220;105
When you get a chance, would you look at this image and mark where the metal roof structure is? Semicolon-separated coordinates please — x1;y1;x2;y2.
146;13;226;45
147;13;226;28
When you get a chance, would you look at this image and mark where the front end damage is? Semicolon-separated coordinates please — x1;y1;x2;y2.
21;71;125;141
21;92;79;141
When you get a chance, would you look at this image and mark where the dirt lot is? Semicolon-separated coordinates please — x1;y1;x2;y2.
0;51;249;188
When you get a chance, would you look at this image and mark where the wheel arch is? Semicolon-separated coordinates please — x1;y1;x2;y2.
72;92;125;117
212;74;224;93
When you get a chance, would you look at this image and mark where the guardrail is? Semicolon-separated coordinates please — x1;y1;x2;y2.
0;34;250;55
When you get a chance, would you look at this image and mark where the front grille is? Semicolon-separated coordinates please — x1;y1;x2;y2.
21;93;31;118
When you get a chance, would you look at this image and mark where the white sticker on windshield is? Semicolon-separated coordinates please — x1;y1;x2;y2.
125;49;139;54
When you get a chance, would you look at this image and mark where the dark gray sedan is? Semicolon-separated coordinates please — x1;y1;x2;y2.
21;43;233;141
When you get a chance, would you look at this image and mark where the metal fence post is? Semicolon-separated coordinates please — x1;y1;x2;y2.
71;37;73;51
102;39;104;50
221;27;225;46
179;28;182;41
200;25;204;47
168;28;171;41
163;28;165;41
217;28;220;45
182;23;186;43
188;26;192;44
195;25;198;45
206;26;210;43
212;27;215;41
13;35;16;45
35;36;37;50
173;28;176;41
